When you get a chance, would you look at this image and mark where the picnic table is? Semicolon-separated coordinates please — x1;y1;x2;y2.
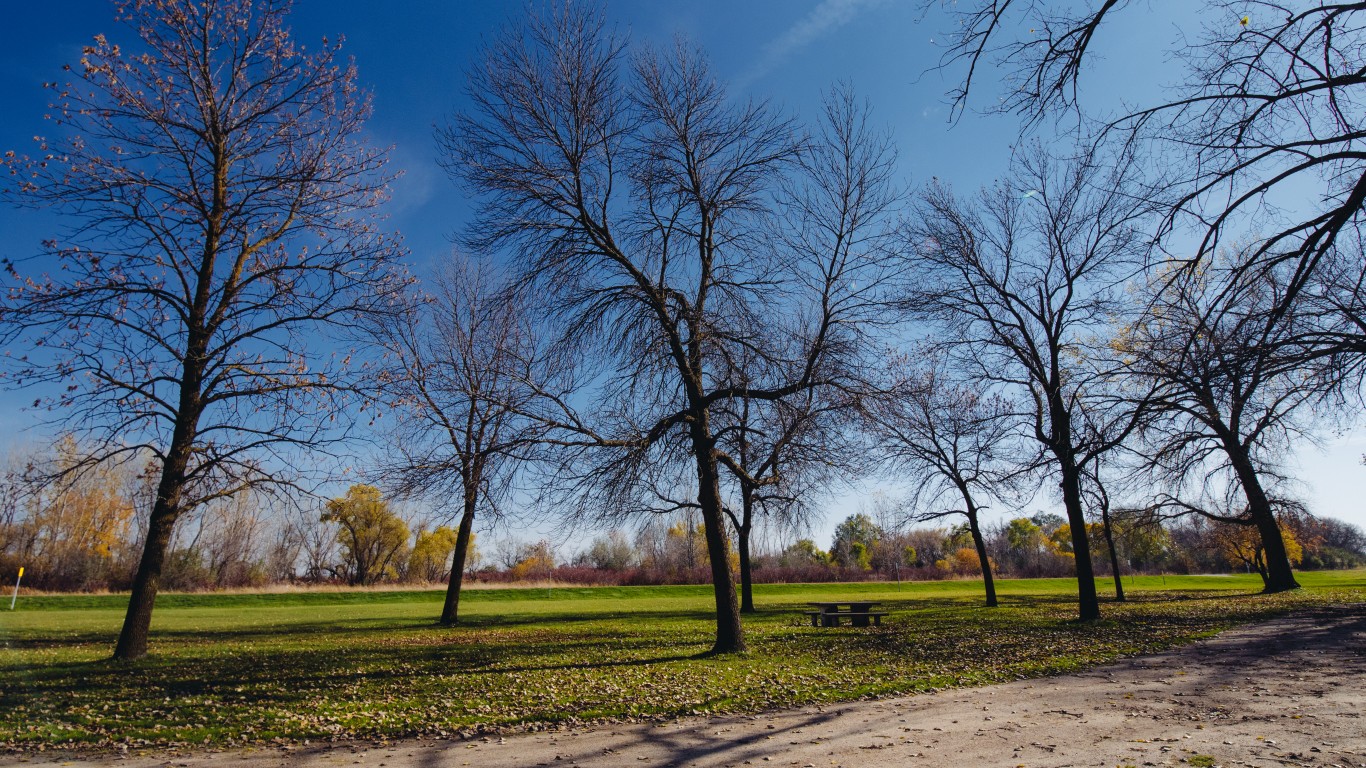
803;601;888;627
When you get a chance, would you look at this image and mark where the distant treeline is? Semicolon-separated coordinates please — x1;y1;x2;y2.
3;444;1362;592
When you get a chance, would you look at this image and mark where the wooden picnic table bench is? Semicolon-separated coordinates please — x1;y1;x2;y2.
803;601;888;627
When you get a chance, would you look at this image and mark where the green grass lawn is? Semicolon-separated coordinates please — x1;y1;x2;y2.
2;571;1364;751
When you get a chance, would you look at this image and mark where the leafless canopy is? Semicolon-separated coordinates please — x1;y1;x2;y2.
864;354;1019;525
1;0;405;498
862;353;1021;606
1118;254;1327;590
368;258;574;623
1125;260;1326;500
933;1;1366;371
372;259;558;510
932;0;1126;124
444;5;901;652
904;142;1157;619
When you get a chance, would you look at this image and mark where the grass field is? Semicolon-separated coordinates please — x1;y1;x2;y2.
2;571;1364;751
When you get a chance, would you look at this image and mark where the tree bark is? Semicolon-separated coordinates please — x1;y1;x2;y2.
1057;452;1100;621
1227;449;1299;593
737;519;755;614
966;508;997;608
1045;396;1102;621
113;435;194;660
113;501;175;660
440;500;479;626
1100;505;1125;602
691;421;745;653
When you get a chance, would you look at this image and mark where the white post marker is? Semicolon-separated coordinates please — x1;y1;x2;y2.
9;566;22;610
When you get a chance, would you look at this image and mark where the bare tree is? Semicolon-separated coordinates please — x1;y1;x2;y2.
903;143;1154;620
290;503;339;583
714;385;853;613
933;1;1366;377
707;82;899;615
1118;255;1329;592
1078;451;1125;601
196;490;268;587
443;7;898;653
0;0;404;658
262;505;309;583
862;355;1018;606
370;258;560;624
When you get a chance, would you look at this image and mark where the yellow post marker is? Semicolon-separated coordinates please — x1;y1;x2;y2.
9;566;22;610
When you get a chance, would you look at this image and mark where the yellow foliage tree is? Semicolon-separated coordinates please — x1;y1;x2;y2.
322;485;410;586
936;546;995;577
408;526;463;583
24;437;136;587
508;539;556;581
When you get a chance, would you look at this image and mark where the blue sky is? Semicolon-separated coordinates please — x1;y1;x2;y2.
0;1;1362;548
0;1;1022;302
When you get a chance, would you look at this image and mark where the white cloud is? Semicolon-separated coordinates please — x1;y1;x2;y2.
734;0;884;92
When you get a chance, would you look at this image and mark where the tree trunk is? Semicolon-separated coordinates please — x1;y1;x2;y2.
691;427;745;653
1058;454;1100;621
1228;447;1299;592
440;501;478;626
347;519;366;586
1100;505;1125;602
966;509;997;608
737;491;755;614
1253;546;1270;587
114;437;194;660
737;523;755;614
113;501;175;660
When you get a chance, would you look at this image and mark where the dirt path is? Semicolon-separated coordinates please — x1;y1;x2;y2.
17;605;1366;768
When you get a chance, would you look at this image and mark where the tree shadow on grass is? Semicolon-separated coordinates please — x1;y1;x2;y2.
1;622;721;707
1;607;725;651
1119;589;1263;603
461;649;710;676
4;588;1349;746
